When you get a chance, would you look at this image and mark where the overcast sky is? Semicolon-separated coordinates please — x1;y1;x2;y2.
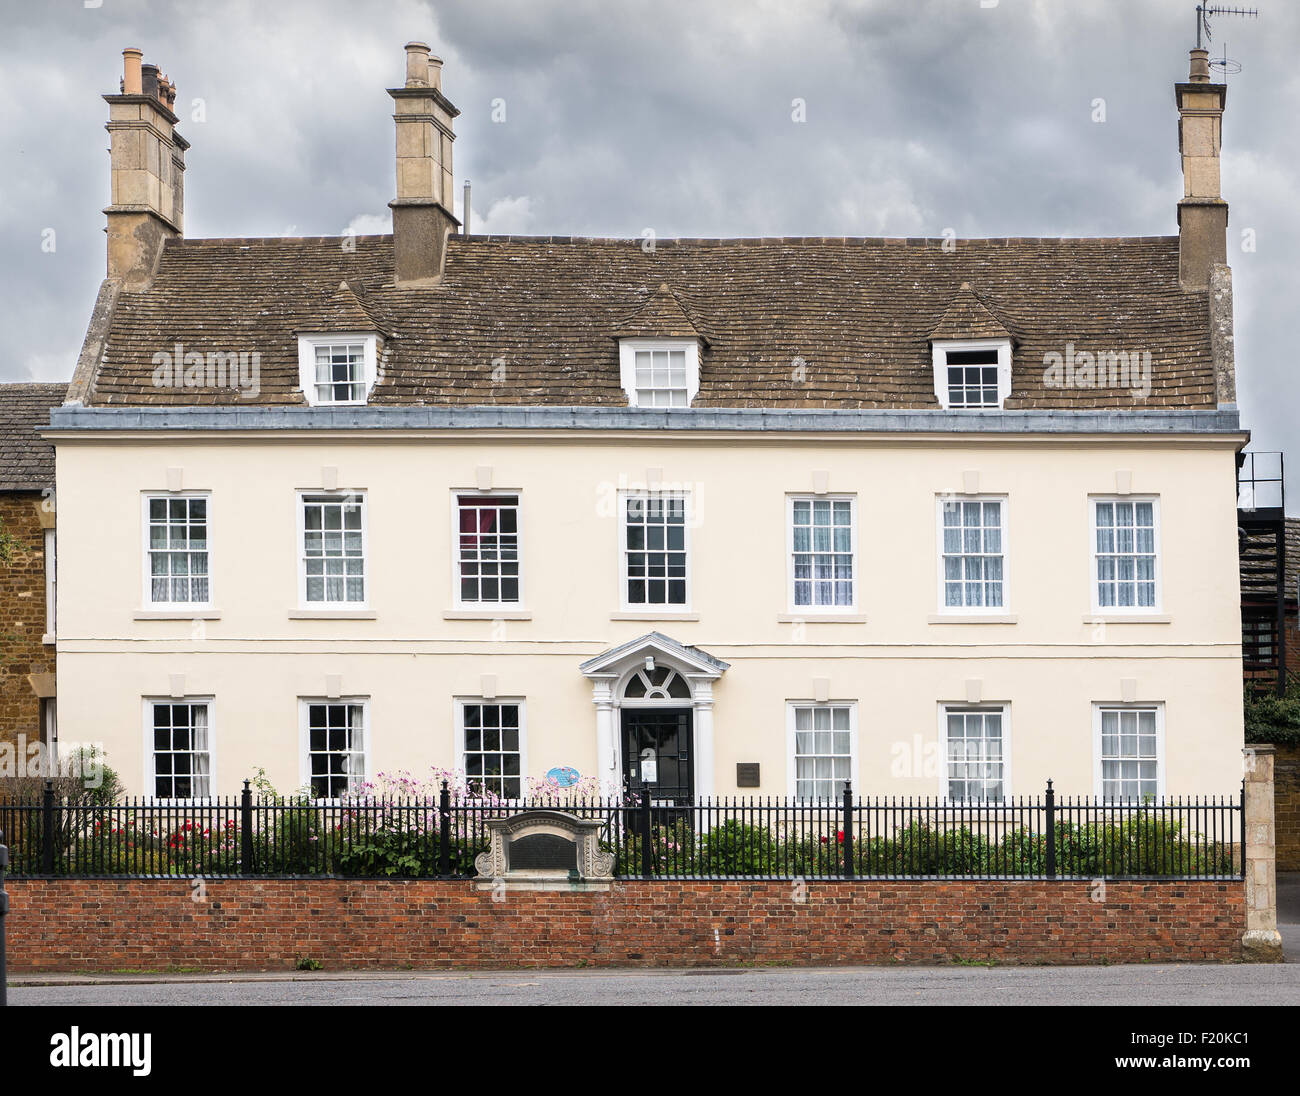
2;0;1295;505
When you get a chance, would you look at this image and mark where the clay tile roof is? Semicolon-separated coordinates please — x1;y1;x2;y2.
84;233;1219;409
928;282;1017;341
0;382;67;490
613;282;709;344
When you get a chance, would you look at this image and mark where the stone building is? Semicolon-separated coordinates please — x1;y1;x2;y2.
0;383;63;769
43;43;1249;803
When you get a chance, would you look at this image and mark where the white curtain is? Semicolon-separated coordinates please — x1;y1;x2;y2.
192;705;211;798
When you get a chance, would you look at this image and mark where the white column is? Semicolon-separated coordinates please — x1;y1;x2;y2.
694;681;715;802
591;678;620;797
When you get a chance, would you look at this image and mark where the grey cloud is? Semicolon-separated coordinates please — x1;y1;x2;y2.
1;0;1295;503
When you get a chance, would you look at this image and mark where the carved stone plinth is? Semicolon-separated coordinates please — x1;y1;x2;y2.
473;810;615;890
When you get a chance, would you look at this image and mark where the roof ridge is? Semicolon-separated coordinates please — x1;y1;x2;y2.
169;234;394;247
459;234;1180;247
164;233;1182;249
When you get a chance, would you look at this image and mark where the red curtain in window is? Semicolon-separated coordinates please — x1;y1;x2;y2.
458;503;498;554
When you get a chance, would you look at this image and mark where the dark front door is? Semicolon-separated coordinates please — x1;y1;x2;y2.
621;707;693;804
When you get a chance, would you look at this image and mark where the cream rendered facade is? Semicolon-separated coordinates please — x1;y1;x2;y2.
50;419;1247;799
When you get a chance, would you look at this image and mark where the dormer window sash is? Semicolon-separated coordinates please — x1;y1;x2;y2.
931;338;1012;410
297;333;380;407
618;338;701;409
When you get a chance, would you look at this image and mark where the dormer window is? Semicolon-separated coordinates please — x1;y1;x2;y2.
298;333;379;406
931;339;1012;410
619;339;701;408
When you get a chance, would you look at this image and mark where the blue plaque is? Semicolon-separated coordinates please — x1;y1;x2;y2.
546;766;581;788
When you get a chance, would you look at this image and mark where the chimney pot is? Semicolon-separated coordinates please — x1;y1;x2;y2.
1189;47;1211;83
404;41;431;86
122;47;143;95
427;54;444;91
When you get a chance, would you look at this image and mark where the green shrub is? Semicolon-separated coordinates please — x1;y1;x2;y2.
1245;673;1300;745
695;819;778;875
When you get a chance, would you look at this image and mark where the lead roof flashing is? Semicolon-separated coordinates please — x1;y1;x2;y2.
46;404;1243;435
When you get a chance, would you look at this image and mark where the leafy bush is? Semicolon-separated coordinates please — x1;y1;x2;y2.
695;819;777;875
0;745;124;807
618;816;697;875
853;822;992;876
1245;673;1300;745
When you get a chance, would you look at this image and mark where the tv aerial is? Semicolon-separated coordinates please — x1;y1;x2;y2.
1210;49;1243;78
1195;4;1258;50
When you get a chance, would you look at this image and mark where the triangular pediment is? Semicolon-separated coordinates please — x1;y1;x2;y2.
579;631;729;678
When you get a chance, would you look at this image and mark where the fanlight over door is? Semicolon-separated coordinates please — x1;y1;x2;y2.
622;665;691;701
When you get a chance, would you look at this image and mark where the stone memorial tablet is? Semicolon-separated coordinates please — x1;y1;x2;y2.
508;833;579;871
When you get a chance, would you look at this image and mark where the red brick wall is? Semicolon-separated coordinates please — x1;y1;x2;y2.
0;493;51;753
5;878;1244;971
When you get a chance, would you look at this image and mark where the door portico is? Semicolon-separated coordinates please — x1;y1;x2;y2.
579;632;729;800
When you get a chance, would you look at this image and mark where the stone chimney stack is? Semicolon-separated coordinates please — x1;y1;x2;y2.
103;47;188;289
388;41;460;285
1176;47;1228;289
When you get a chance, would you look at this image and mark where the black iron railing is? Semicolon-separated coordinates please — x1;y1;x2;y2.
0;779;1244;881
1237;450;1285;514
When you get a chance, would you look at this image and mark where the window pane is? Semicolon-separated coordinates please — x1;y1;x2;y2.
633;345;692;406
147;496;211;605
793;706;853;799
313;343;366;405
461;702;524;798
1095;499;1157;611
457;496;522;604
1098;707;1160;799
939;497;1004;609
151;702;211;799
302;496;365;604
944;708;1005;802
790;497;854;607
624;494;688;606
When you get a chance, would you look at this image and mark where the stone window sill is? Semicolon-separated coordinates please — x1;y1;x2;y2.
928;614;1018;625
443;609;533;620
610;612;700;621
134;609;223;620
777;614;867;624
1083;614;1172;624
288;608;378;620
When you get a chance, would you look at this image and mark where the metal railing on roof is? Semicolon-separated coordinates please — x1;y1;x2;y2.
1238;450;1284;513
